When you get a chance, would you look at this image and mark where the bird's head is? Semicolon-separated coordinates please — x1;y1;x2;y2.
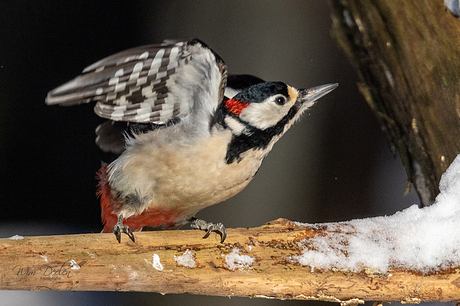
224;81;338;134
222;81;338;163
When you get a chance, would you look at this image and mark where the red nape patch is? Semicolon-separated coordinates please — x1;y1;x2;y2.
225;98;249;115
96;166;185;233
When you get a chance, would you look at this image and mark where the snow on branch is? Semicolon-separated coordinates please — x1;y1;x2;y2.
291;155;460;274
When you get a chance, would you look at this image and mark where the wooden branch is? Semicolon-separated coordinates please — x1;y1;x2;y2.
1;218;459;303
329;0;460;206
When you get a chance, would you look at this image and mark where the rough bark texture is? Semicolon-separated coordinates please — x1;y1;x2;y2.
329;0;460;206
1;219;459;303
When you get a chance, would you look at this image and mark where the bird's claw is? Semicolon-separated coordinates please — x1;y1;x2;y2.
189;218;227;243
113;215;135;243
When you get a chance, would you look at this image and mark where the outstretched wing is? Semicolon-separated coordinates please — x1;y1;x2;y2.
46;39;227;124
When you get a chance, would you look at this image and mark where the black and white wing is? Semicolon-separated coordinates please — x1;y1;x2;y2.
46;39;227;124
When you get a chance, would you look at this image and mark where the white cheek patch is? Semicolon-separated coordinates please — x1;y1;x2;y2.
240;101;291;130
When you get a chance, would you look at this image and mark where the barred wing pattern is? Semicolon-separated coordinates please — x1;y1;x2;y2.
46;39;226;124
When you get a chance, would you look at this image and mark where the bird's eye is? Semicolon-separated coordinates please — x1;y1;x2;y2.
275;96;286;105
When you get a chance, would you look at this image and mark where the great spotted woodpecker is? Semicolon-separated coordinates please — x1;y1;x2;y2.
46;38;337;243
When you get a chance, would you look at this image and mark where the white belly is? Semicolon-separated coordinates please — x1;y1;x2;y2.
109;129;265;217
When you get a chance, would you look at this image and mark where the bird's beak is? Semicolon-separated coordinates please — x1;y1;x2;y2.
299;83;338;108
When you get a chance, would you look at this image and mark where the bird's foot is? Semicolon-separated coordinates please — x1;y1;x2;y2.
189;217;227;243
113;215;135;243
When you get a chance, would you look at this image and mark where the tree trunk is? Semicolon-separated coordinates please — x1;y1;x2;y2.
1;219;459;303
329;0;460;206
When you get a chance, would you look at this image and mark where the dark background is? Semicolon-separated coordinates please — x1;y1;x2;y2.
0;1;421;305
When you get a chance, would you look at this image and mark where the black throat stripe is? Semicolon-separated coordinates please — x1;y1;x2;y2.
225;103;300;164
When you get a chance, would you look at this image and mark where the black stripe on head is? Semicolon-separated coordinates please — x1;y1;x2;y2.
225;102;300;164
233;82;288;103
226;74;265;91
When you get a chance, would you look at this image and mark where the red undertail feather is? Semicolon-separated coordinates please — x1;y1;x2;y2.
96;166;185;233
96;166;119;233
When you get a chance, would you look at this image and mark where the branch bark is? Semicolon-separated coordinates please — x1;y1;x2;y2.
1;219;459;303
329;0;460;206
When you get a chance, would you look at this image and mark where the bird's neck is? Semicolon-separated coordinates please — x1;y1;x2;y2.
210;102;284;164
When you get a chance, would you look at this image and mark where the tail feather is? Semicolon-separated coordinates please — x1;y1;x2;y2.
96;166;186;233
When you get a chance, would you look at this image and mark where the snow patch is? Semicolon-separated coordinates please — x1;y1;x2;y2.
293;221;313;227
70;259;80;270
174;250;196;268
8;235;24;240
445;0;460;17
289;154;460;274
145;254;164;271
223;248;255;271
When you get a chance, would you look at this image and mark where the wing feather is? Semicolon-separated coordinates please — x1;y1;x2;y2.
46;39;227;125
